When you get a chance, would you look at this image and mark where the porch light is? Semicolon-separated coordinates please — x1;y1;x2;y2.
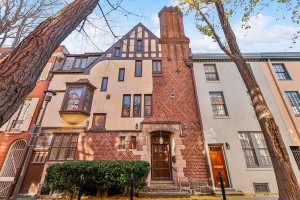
225;142;231;150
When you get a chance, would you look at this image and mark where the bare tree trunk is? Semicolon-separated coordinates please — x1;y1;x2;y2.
214;1;300;199
0;0;99;126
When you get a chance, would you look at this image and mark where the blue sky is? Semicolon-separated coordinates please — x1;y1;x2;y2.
62;0;300;54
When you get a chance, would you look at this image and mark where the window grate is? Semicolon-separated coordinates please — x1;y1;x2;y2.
291;146;300;170
254;183;270;193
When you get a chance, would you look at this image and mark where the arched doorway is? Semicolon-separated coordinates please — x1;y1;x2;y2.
0;140;26;197
151;132;172;180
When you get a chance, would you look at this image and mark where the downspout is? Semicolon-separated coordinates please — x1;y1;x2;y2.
266;58;300;143
186;58;212;187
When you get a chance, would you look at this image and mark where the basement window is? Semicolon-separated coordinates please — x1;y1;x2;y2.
253;183;270;193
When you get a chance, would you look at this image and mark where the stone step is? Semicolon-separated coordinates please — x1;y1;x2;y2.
214;188;244;196
138;190;190;198
150;180;174;184
147;185;180;191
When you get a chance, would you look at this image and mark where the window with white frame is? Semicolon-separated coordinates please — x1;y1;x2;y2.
209;92;228;116
239;132;272;167
204;64;219;81
285;91;300;116
272;64;291;80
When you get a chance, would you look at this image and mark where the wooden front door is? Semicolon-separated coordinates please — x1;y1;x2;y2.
208;145;230;188
151;134;171;180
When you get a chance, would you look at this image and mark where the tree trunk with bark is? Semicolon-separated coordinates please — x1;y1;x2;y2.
214;1;300;199
0;0;99;126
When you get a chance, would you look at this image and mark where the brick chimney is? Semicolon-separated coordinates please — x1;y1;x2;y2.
158;6;189;41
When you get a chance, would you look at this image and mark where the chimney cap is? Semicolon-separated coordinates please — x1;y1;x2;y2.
158;6;183;18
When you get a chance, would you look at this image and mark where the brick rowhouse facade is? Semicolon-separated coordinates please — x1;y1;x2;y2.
144;7;209;183
0;46;66;197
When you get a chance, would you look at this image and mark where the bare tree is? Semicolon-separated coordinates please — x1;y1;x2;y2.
180;0;300;199
0;0;64;58
0;0;100;126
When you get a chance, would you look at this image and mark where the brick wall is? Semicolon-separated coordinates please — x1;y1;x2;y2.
77;132;141;161
143;6;209;183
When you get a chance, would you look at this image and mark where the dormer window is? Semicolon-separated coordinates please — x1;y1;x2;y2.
60;56;99;71
60;79;96;124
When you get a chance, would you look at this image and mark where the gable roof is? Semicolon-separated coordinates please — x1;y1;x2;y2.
85;23;161;74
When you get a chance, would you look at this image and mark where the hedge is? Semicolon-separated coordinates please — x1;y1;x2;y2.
44;160;150;196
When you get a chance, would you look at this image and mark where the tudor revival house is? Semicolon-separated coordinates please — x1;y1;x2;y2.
1;6;300;198
191;53;300;193
19;7;209;196
0;46;68;197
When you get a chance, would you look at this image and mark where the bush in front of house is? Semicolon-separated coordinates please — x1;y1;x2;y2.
44;160;150;198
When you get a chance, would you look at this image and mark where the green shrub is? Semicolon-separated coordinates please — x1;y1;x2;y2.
44;160;150;196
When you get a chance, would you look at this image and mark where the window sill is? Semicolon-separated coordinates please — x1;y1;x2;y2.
246;168;273;171
213;116;230;119
118;149;126;151
295;114;300;117
153;74;163;77
205;81;221;83
277;79;293;81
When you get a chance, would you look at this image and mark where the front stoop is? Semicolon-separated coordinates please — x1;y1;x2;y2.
214;188;244;196
138;181;190;198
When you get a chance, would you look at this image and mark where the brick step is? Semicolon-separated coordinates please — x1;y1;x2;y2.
138;190;190;198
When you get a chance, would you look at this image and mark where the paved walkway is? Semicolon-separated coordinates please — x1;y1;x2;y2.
231;196;278;200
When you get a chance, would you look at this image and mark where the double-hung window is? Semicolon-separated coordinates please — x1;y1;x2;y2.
144;95;152;116
204;64;219;81
272;64;291;80
239;132;272;167
209;92;228;116
285;91;300;116
152;61;162;74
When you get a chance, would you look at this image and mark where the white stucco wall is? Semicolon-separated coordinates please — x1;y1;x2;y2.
193;61;300;193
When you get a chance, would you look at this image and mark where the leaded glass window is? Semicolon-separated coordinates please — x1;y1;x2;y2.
133;95;141;117
122;95;131;117
49;134;78;160
144;95;152;116
64;88;83;111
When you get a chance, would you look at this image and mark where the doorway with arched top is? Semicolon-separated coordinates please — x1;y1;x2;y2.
151;131;172;180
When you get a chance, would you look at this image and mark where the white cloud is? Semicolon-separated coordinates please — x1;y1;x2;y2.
190;35;221;53
151;14;159;24
234;14;299;52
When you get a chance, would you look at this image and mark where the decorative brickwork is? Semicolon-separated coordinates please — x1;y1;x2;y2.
77;132;142;161
143;6;209;183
